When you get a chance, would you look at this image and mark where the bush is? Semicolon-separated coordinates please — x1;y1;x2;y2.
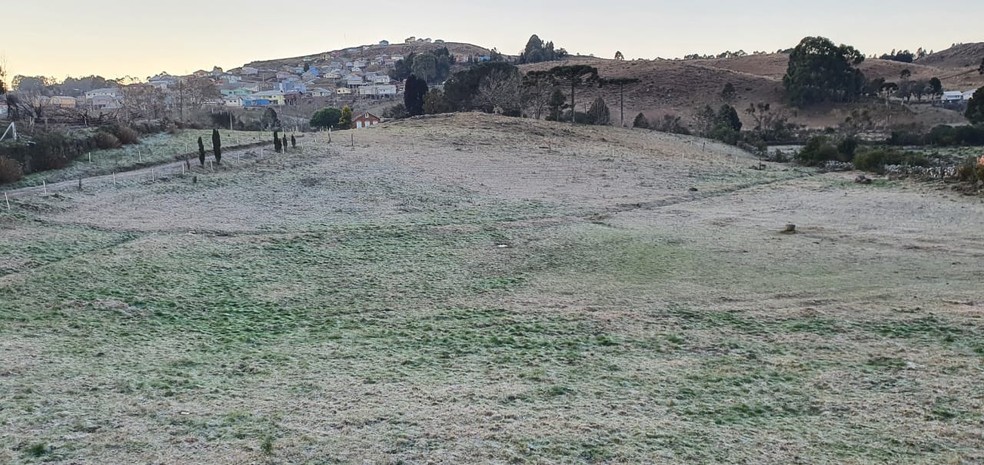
106;125;141;145
0;157;23;184
853;149;930;173
796;136;844;166
955;157;984;183
383;104;408;119
632;113;649;129
837;137;859;158
93;132;122;150
652;114;690;135
925;124;984;146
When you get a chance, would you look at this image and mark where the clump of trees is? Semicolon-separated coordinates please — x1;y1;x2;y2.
879;50;915;63
966;87;984;124
694;104;742;144
389;48;455;84
783;36;866;107
339;106;353;129
404;75;428;117
310;107;342;129
527;65;600;124
518;35;568;64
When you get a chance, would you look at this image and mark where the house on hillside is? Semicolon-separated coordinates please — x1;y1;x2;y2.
247;90;285;106
336;87;352;96
0;102;8;118
942;91;964;103
352;112;381;129
309;87;334;97
962;90;976;101
85;88;123;110
242;66;259;76
358;84;397;97
278;81;307;93
46;96;77;108
345;75;364;87
224;96;244;107
379;40;390;46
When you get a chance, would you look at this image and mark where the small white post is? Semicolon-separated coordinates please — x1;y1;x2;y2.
182;163;186;175
43;180;47;195
88;152;92;163
4;192;10;211
113;172;117;187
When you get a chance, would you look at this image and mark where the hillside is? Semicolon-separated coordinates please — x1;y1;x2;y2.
3;113;983;464
521;53;982;130
916;42;984;69
238;42;496;71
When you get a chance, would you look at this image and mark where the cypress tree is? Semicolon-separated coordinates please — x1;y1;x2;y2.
274;131;282;153
282;135;288;151
290;135;297;148
197;136;206;166
212;129;222;164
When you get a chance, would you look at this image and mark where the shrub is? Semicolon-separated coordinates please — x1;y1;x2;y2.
0;157;23;184
93;132;122;150
109;125;141;145
837;137;859;158
632;112;649;129
383;104;408;119
853;149;930;173
653;114;691;135
955;157;984;183
796;136;843;166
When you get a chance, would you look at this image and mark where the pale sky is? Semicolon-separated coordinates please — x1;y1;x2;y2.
3;0;981;83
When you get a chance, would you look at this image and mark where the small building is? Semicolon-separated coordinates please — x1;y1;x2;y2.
47;96;77;108
308;87;334;97
250;90;285;106
0;102;8;118
379;40;390;46
962;90;976;101
941;91;964;103
224;96;244;107
336;87;352;95
241;66;259;76
358;84;397;97
352;112;381;129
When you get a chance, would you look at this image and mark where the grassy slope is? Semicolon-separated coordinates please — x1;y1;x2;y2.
0;115;982;464
8;130;264;189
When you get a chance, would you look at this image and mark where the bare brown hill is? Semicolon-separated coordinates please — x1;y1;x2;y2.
916;42;984;69
521;54;980;130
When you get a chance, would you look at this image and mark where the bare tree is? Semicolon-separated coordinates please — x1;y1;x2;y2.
121;84;167;121
476;70;522;114
522;72;554;119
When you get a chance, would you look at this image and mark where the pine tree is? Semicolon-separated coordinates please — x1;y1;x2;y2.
198;137;206;167
587;97;611;125
211;129;222;164
339;106;353;129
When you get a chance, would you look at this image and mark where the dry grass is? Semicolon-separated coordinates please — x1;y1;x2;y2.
1;114;982;464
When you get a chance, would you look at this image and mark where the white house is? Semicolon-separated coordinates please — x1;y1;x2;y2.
308;87;334;97
359;85;397;97
962;90;977;101
941;91;964;103
345;76;364;87
224;96;244;107
241;67;259;76
336;87;352;95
